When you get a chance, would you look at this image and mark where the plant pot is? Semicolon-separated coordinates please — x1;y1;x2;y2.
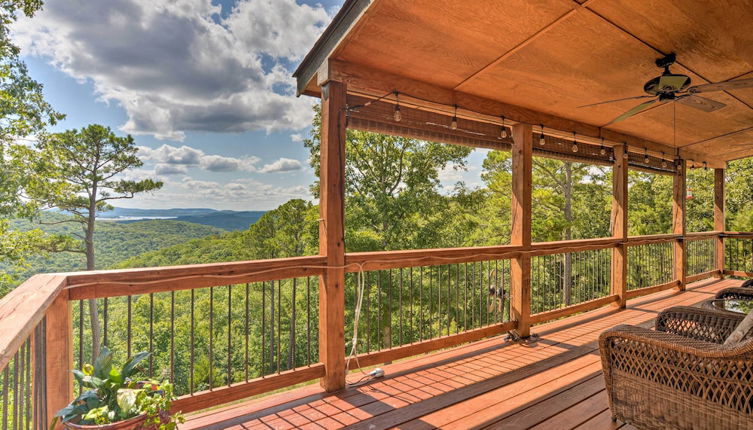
62;412;168;430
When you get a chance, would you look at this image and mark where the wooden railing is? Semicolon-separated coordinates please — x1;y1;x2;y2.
0;231;742;425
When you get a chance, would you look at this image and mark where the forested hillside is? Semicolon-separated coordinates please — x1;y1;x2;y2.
3;213;225;290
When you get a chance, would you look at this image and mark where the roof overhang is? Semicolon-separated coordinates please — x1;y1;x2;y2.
295;0;753;168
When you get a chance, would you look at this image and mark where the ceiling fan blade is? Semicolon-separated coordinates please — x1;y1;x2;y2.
607;99;659;124
676;94;726;113
688;77;753;94
577;95;653;108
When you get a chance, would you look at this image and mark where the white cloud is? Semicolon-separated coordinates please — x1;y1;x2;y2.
137;144;261;172
259;157;303;173
154;164;188;175
12;0;331;140
290;133;304;142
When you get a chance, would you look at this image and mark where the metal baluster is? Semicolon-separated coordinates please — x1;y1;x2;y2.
464;263;468;331
78;300;84;371
127;296;132;359
456;263;461;332
245;283;250;380
262;282;266;373
410;267;414;343
277;280;281;373
228;285;233;385
429;267;434;338
437;266;442;337
190;289;194;394
24;338;31;430
365;272;371;353
290;279;297;368
149;293;154;376
13;347;19;430
387;270;392;347
307;277;312;365
419;267;424;341
209;287;214;389
397;267;403;345
170;291;175;382
103;297;108;348
377;271;382;350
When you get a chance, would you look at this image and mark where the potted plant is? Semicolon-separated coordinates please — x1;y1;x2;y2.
53;347;185;429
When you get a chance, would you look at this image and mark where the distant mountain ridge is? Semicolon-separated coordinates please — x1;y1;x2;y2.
65;207;268;231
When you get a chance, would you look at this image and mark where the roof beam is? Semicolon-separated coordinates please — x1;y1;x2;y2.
292;0;373;96
325;59;724;168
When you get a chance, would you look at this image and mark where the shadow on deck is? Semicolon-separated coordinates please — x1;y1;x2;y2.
185;278;737;430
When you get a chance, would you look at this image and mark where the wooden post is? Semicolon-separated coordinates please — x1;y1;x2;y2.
45;291;73;428
318;79;347;392
611;144;628;308
673;160;687;290
714;168;725;276
510;123;532;338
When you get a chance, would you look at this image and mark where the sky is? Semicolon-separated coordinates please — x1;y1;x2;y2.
11;0;485;211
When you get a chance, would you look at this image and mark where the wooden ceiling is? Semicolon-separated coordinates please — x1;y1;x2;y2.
296;0;753;165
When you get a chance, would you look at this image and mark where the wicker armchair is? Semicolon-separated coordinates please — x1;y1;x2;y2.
600;306;753;430
716;287;753;301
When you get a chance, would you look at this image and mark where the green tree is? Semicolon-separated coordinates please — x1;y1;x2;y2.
25;124;163;358
0;0;68;286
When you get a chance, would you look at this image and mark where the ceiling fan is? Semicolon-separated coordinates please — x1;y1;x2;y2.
578;53;753;124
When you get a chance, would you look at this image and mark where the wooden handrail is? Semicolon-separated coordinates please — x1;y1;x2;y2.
0;274;67;371
66;255;327;300
685;231;722;240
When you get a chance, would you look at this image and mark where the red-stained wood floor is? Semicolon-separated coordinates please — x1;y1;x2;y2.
184;277;739;430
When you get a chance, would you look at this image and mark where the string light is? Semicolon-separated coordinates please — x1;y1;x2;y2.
450;105;458;130
393;91;401;122
704;161;708;171
661;152;667;169
689;160;696;169
539;124;546;145
500;116;508;139
676;159;683;172
623;143;629;159
643;148;650;164
571;132;579;153
599;137;606;156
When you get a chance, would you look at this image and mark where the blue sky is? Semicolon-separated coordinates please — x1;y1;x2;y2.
13;0;483;210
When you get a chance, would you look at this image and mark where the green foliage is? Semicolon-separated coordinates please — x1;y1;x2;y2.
54;347;184;428
0;213;225;294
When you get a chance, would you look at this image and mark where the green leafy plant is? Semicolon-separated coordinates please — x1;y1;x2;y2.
53;347;184;429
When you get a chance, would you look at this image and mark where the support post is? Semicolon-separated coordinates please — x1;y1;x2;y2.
510;123;532;337
714;168;725;276
318;79;347;392
673;160;687;290
611;144;628;308
45;291;73;428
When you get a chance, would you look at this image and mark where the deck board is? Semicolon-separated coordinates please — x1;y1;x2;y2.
184;278;738;430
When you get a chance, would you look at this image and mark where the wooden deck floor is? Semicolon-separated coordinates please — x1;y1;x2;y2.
185;278;740;430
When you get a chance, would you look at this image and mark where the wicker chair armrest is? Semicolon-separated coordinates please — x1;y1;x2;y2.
715;287;753;300
599;325;753;416
655;305;743;343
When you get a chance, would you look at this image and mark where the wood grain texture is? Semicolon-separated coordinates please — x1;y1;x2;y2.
352;321;517;370
45;292;73;429
318;80;347;392
0;274;67;371
173;364;325;413
529;295;620;325
511;123;533;338
673;160;687;290
715;169;725;275
326;61;724;168
611;144;628;308
305;1;753;162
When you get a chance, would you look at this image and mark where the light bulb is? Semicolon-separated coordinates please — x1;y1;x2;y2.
623;151;629;160
599;147;606;156
704;162;708;171
393;105;401;122
572;143;579;153
539;134;546;145
500;127;508;139
450;116;458;130
662;160;668;168
644;155;650;164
